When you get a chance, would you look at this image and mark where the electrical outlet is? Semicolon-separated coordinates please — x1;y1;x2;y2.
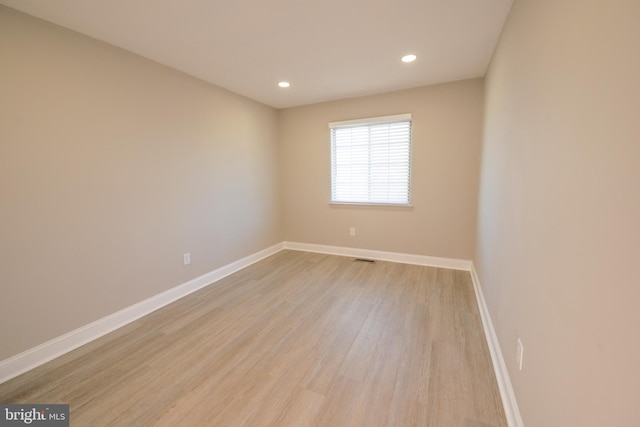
183;253;191;265
516;338;524;371
349;227;356;236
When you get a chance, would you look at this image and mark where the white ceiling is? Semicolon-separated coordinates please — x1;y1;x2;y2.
0;0;512;109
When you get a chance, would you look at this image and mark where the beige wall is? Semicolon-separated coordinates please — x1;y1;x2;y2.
0;7;281;360
279;80;484;260
477;0;640;425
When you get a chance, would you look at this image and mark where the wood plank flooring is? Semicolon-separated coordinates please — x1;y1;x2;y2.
0;250;507;426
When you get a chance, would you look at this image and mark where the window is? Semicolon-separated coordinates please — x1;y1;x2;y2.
330;113;412;205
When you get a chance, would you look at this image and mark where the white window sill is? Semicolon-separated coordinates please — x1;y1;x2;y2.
330;202;414;208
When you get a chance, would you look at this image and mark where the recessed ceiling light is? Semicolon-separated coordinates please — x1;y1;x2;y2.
401;54;417;63
278;81;290;88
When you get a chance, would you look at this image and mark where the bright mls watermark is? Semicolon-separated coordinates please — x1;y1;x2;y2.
0;405;68;426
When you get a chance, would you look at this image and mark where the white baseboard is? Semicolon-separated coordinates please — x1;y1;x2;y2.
283;241;473;271
285;242;521;424
0;242;285;384
469;264;524;427
1;240;522;427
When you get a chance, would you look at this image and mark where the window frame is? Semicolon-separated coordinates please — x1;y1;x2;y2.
329;113;413;207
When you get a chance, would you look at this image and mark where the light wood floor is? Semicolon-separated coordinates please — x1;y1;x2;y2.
0;250;507;426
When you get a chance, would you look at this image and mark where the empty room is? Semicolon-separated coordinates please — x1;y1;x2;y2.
1;0;639;426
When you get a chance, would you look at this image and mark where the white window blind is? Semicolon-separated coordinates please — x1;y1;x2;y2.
330;114;412;205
